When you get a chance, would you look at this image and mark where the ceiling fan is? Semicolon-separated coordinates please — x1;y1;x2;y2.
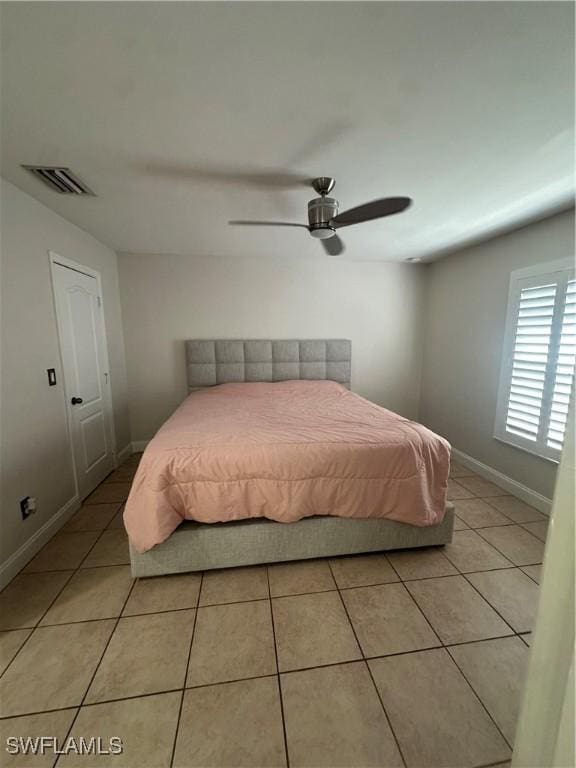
229;177;412;255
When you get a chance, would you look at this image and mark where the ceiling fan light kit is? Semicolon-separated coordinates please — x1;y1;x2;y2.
307;196;338;239
229;177;412;256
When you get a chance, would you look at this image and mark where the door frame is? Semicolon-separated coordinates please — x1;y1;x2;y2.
49;250;118;499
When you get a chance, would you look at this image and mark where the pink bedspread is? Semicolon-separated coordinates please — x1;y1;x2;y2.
124;381;450;552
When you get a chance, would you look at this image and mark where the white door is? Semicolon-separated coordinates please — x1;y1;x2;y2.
52;259;115;499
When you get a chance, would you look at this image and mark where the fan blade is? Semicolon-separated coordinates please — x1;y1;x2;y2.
228;220;308;228
321;235;345;256
331;197;412;229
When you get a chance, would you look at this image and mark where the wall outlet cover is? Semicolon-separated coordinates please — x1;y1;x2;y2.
20;496;34;519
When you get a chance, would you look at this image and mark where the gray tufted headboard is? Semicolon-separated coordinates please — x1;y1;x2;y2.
185;339;351;391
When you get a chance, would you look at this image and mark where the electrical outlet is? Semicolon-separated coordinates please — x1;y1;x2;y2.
20;496;36;520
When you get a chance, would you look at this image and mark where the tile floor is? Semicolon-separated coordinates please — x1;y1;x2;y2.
0;455;547;767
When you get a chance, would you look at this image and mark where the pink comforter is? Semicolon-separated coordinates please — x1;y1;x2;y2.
124;381;450;552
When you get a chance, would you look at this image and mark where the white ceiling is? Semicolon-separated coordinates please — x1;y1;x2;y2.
1;2;574;262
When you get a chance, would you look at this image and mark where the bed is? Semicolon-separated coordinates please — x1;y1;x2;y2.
126;339;454;577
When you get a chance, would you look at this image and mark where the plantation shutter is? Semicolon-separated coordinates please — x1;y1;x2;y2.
495;265;575;461
546;279;575;451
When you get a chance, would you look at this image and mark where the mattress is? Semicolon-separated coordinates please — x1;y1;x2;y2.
124;380;451;552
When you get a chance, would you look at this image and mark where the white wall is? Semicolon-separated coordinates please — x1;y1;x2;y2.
0;180;130;571
419;209;574;500
119;253;426;442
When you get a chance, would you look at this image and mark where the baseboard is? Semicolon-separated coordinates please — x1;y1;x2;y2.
116;443;133;465
451;448;552;516
116;440;149;458
0;495;81;590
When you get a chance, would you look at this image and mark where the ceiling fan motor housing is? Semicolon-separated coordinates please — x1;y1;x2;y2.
308;197;338;238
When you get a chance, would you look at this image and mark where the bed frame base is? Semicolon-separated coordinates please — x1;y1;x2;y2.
129;505;455;578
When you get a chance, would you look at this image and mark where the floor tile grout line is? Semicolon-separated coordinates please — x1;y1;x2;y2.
36;603;199;631
266;566;291;768
0;456;131;711
169;571;203;768
453;521;520;531
72;526;109;570
446;631;527;650
326;560;409;768
7;529;106;583
390;550;529;651
442;530;517;572
451;488;548;524
3;560;524;584
517;525;548;543
482;497;548;524
83;499;129;508
461;572;525;636
2;564;540;633
443;559;518;578
440;522;531;637
184;672;277;693
453;480;512;499
0;675;286;724
0;570;77;682
520;567;540;585
446;646;515;753
37;596;268;628
384;557;445;649
339;551;516;761
0;630;534;723
99;478;136;485
0;610;530;713
19;562;130;575
1;625;534;722
51;574;138;766
66;497;125;523
0;705;79;723
65;504;125;535
277;656;413;678
472;526;543;569
479;488;548;505
0;522;114;681
62;526;119;535
0;690;186;723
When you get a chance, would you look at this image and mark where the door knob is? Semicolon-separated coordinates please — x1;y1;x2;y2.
71;397;83;405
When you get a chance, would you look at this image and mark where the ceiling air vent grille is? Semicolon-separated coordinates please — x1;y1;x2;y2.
21;165;95;195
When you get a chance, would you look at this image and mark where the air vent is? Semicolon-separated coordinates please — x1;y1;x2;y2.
21;165;94;195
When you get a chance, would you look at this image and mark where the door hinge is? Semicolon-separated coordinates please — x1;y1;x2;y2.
97;296;102;307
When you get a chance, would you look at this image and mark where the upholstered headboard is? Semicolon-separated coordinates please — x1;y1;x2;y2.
185;339;351;391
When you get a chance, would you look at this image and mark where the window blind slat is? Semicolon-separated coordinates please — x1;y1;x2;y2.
507;426;538;441
511;415;542;427
509;397;542;414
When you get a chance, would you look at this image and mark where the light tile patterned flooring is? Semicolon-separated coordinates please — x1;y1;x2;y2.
0;455;547;767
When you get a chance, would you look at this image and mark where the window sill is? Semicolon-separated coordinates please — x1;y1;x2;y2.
493;435;561;465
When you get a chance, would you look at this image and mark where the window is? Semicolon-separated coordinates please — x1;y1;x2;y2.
495;260;575;462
